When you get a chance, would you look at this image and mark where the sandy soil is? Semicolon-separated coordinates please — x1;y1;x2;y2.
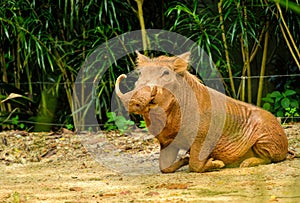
0;125;300;203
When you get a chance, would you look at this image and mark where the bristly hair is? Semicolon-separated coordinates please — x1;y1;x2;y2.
136;55;177;68
136;53;204;88
182;71;204;89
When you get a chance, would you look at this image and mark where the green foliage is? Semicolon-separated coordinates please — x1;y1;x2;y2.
13;191;20;203
262;89;300;121
139;120;147;129
11;115;25;130
65;123;74;131
284;107;300;123
166;0;300;102
0;0;299;131
166;1;222;61
104;112;134;133
277;0;300;14
0;0;136;131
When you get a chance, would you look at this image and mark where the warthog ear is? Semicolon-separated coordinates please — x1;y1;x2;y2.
173;52;190;73
135;50;150;65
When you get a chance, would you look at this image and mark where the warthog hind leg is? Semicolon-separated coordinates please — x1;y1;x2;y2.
239;157;270;168
239;132;287;168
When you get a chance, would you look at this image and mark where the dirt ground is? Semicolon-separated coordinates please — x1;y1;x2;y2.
1;125;300;203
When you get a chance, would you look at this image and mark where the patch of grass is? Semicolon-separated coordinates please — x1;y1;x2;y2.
190;188;238;197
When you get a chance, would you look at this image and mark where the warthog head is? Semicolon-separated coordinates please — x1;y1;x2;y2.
115;51;193;138
116;51;190;117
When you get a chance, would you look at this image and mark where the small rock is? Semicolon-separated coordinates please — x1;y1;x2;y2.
103;193;117;197
156;183;189;189
62;128;74;134
145;191;159;196
120;190;132;195
69;187;83;192
269;195;278;202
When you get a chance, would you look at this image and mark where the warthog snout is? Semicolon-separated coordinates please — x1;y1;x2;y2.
115;74;158;114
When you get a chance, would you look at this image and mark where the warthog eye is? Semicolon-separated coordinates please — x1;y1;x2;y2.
162;70;170;76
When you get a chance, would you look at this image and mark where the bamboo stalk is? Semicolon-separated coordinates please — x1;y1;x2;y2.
275;2;300;59
245;55;251;103
0;44;12;129
16;33;21;90
237;4;252;103
242;4;252;103
250;27;264;63
241;76;246;102
54;49;73;112
0;52;8;85
24;61;33;99
238;35;245;101
135;0;149;53
278;22;300;69
218;0;236;98
257;21;269;107
272;2;300;70
237;26;264;100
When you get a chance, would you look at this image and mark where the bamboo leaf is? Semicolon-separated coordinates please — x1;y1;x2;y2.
1;93;23;103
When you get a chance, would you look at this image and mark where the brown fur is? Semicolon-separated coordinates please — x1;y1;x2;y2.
116;52;288;173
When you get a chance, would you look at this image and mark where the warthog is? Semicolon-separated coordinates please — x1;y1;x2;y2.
115;51;288;173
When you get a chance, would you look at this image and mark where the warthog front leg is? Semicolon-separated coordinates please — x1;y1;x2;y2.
189;145;225;172
159;146;189;173
161;157;190;173
189;157;225;173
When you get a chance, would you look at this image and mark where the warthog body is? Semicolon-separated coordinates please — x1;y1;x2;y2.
115;51;288;173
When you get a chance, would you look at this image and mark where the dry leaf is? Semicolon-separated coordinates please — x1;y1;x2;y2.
1;93;23;103
69;187;83;192
145;191;159;196
156;183;189;189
